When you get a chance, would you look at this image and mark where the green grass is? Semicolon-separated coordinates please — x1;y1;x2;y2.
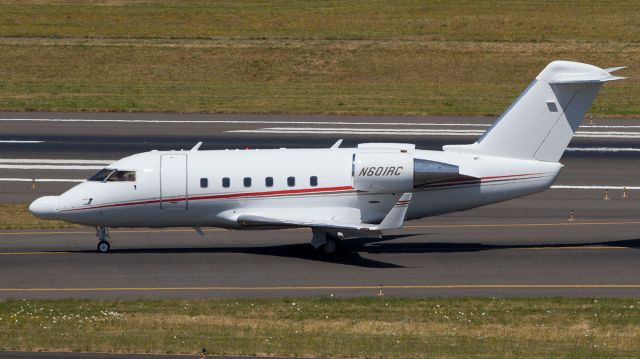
0;203;76;229
0;0;637;116
1;297;639;358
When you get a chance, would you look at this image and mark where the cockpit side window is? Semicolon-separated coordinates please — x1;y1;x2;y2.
88;169;114;182
88;169;136;182
106;170;136;182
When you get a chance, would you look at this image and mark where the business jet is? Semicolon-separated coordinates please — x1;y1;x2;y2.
30;61;625;253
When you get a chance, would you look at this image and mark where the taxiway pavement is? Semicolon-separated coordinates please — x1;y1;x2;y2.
1;188;639;298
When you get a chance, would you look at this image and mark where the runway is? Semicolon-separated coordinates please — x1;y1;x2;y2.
1;112;639;298
2;112;640;203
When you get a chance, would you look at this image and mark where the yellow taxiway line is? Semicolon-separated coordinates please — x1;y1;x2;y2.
0;244;629;256
0;251;69;255
406;220;640;229
1;220;640;237
518;245;627;250
0;284;639;292
0;228;226;236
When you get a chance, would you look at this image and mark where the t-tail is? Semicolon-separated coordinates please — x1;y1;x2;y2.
444;61;625;162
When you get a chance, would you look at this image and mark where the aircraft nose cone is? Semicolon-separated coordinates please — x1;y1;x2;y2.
29;196;59;220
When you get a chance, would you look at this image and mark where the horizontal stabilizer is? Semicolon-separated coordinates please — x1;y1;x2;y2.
604;66;627;73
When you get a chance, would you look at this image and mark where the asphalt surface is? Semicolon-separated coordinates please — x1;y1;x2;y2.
1;112;639;298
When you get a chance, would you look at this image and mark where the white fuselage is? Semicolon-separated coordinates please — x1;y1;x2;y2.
41;145;562;228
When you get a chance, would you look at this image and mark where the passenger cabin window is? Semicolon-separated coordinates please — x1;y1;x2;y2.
88;169;135;182
243;177;252;187
287;176;295;187
200;178;208;188
222;177;230;188
265;177;273;187
310;176;318;187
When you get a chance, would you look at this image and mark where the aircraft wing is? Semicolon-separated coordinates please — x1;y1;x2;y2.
235;193;412;234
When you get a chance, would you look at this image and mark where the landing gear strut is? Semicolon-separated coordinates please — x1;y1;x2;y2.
96;226;111;253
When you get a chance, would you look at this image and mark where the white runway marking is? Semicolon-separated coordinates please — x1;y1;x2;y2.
0;140;44;143
2;118;639;129
0;178;84;183
583;125;640;129
551;185;640;190
575;131;640;138
0;159;114;164
0;118;491;127
565;147;640;152
229;127;640;139
0;164;102;170
229;128;486;136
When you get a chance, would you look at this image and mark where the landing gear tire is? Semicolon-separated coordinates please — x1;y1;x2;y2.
97;240;110;253
321;237;338;254
95;226;111;253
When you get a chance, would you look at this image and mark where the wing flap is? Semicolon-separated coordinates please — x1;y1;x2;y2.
235;192;413;234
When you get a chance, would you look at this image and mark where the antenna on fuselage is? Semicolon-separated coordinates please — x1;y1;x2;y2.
330;139;343;149
190;141;203;151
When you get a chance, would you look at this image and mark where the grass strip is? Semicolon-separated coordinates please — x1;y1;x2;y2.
0;0;637;116
0;203;76;229
0;40;636;116
0;297;639;358
1;0;637;42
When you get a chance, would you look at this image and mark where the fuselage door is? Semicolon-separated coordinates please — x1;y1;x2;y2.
160;154;188;210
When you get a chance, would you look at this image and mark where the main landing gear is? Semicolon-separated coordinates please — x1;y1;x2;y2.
321;236;339;254
96;226;111;253
311;229;341;254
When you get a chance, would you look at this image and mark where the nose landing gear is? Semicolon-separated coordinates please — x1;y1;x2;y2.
96;226;111;253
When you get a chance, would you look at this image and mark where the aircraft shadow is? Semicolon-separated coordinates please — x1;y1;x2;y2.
65;236;640;269
359;237;640;254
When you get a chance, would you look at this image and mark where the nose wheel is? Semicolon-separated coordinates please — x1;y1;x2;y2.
96;226;111;253
97;240;111;253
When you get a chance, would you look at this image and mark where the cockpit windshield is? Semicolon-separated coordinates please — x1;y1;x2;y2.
88;169;136;182
88;169;113;182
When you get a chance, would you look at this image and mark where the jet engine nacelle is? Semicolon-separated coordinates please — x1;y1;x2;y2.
353;151;413;193
353;148;461;193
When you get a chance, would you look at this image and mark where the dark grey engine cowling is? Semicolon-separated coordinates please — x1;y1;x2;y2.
413;158;460;188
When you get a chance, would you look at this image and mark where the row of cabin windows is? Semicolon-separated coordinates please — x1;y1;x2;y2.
200;176;318;189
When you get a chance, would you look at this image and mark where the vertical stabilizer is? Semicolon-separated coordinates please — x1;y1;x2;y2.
443;61;625;162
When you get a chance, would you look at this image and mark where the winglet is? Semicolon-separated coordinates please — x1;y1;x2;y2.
374;192;412;230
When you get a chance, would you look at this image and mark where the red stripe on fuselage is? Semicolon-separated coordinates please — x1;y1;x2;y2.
60;173;545;213
61;185;355;212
